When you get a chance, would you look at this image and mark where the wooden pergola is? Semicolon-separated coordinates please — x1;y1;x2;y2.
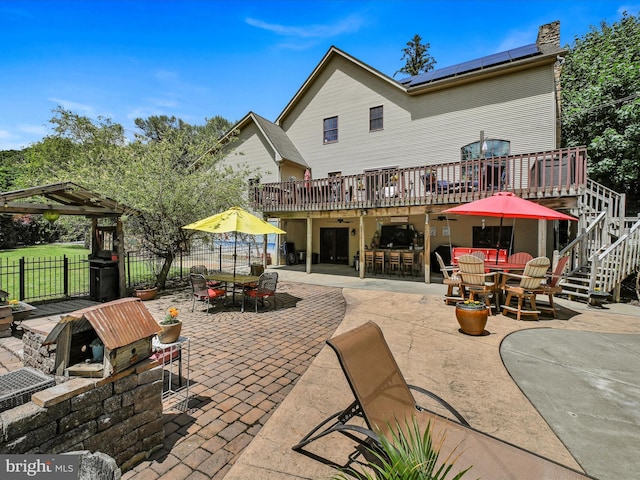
0;182;138;299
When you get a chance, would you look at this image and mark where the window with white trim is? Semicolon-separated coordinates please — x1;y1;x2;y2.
323;116;338;144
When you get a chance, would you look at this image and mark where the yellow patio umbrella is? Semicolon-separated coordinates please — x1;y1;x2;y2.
182;207;285;276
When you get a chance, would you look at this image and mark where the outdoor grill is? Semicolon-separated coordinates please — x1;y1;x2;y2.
0;367;55;413
43;298;160;378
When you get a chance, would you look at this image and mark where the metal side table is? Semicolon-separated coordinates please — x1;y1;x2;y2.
152;335;190;410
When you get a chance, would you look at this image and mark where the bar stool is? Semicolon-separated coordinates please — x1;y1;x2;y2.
389;252;401;276
374;251;385;275
401;252;415;277
364;251;374;274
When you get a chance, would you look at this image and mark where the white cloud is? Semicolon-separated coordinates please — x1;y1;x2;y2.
0;129;31;150
617;4;640;15
48;98;95;116
245;14;364;39
18;124;48;136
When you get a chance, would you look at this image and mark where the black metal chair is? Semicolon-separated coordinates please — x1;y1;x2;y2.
190;274;226;313
242;272;278;313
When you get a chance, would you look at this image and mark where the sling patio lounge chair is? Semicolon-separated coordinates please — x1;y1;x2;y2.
293;321;593;479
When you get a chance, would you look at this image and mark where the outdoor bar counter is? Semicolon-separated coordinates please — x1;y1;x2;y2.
365;247;424;274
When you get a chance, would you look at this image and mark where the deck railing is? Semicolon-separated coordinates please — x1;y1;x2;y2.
252;146;588;213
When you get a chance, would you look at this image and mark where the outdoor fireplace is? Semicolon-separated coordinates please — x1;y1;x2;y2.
43;298;160;378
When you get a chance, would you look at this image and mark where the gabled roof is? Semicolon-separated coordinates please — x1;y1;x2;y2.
223;112;308;168
220;24;565;168
0;182;138;217
276;38;565;120
252;113;308;167
276;46;405;125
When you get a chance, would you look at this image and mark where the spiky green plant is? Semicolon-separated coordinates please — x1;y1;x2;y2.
332;418;473;480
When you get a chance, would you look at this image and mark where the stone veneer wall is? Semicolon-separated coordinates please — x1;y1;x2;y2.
22;328;56;374
0;360;164;472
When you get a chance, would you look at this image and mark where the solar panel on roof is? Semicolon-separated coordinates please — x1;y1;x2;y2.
480;51;511;67
508;44;539;60
429;65;459;82
403;43;540;87
454;58;483;72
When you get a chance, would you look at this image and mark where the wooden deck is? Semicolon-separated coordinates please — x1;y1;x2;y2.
251;146;587;214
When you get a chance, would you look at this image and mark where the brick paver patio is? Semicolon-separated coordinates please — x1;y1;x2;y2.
122;280;345;479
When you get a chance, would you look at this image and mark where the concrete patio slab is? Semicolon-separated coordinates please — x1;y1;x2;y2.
0;268;637;480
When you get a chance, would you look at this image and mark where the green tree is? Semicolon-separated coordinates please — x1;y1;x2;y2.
0;150;24;190
561;12;640;214
394;34;436;78
18;108;249;288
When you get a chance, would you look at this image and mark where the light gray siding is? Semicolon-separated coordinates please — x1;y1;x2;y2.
281;56;557;178
223;122;279;182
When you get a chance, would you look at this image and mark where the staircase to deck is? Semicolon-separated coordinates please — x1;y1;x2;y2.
558;180;640;303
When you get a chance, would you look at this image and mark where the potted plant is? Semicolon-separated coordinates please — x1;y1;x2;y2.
157;307;182;344
455;300;489;336
134;284;158;301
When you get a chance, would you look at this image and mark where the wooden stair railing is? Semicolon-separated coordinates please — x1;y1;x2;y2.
560;179;636;303
590;219;640;301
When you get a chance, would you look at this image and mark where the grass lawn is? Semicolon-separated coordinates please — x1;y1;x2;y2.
0;243;91;301
0;243;90;259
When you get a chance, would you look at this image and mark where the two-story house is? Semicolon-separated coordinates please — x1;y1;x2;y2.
219;21;639;302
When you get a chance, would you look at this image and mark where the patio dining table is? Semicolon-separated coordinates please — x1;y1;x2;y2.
205;273;260;309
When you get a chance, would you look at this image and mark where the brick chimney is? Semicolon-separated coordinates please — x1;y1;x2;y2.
537;21;560;47
536;21;562;148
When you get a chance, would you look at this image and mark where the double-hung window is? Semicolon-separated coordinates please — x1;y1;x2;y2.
369;106;383;131
323;116;338;144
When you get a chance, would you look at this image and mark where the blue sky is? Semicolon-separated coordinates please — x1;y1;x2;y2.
1;0;637;150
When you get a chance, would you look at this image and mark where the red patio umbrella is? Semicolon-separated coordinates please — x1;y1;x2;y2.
442;192;576;262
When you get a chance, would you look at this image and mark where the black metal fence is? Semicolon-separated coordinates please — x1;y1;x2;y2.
0;243;269;303
0;255;90;302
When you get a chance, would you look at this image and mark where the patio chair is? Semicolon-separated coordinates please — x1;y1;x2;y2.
435;252;464;305
190;274;226;313
531;255;569;318
243;272;278;313
190;265;222;288
293;321;592;479
500;256;551;320
470;250;486;261
507;252;533;265
457;254;499;313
